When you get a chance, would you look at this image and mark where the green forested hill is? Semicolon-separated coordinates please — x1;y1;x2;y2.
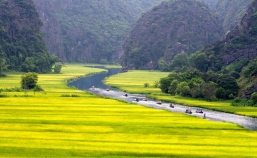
0;0;56;73
34;0;164;63
121;0;224;70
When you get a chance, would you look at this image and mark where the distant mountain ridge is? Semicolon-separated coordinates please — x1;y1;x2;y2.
121;0;224;70
33;0;164;63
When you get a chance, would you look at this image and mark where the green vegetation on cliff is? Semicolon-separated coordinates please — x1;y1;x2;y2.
191;0;257;72
121;0;224;70
0;0;57;73
182;0;257;99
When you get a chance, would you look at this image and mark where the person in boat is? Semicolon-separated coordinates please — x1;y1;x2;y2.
124;93;128;97
134;98;139;102
170;103;174;108
106;88;110;91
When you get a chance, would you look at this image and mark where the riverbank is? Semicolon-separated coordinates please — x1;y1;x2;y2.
105;70;257;117
0;64;257;157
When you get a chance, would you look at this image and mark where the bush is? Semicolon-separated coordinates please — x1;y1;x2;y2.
54;63;62;73
231;71;240;79
2;87;23;92
33;85;44;92
21;72;38;89
251;92;257;104
61;94;70;97
71;94;80;97
100;59;108;64
0;93;8;97
153;81;160;88
0;73;7;77
232;98;254;106
144;83;150;88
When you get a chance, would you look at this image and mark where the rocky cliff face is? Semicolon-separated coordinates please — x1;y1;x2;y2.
215;0;252;32
201;0;251;32
0;0;54;73
200;0;257;70
121;0;224;70
33;0;65;61
33;0;163;63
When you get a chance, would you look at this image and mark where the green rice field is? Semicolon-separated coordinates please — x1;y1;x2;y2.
1;65;257;157
105;70;257;117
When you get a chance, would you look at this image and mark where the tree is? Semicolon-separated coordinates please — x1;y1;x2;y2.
160;77;172;93
217;75;239;98
0;58;6;77
158;58;170;72
54;63;62;73
251;92;257;104
201;82;217;101
0;48;7;77
21;72;38;89
176;81;190;96
168;79;178;95
216;87;226;99
189;52;209;72
170;52;188;71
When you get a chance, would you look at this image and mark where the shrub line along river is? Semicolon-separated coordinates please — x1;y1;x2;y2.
68;67;257;130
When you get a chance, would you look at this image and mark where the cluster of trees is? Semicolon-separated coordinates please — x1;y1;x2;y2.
158;52;213;73
160;70;239;100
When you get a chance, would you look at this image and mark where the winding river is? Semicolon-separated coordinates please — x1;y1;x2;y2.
69;67;257;130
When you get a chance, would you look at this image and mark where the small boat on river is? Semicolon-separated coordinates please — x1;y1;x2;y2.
156;101;162;105
196;109;203;113
134;98;139;102
170;103;174;108
185;109;192;114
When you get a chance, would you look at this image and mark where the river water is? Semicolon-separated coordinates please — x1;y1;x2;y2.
69;68;257;130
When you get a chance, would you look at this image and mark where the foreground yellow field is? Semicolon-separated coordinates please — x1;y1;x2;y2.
0;64;257;157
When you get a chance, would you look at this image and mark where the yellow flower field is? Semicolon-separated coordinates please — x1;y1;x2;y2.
0;64;257;157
